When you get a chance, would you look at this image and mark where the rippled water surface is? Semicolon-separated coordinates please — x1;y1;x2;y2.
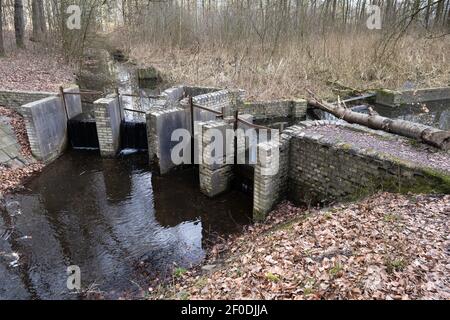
0;152;252;300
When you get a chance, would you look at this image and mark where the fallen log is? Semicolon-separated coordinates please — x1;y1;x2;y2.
307;90;450;151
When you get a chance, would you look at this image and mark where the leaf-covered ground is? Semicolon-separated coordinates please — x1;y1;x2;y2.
0;107;43;194
0;50;74;92
157;193;449;300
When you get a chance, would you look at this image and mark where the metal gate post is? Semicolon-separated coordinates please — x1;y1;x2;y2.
189;96;195;166
59;86;69;120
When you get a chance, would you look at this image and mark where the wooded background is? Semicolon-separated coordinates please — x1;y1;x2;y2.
1;1;449;56
0;1;449;99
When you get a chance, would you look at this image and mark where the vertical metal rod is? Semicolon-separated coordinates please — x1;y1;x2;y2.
59;86;69;120
115;87;123;123
234;110;239;167
189;96;195;166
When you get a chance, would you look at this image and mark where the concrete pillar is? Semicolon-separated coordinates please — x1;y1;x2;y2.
199;120;234;197
94;97;122;157
146;107;189;174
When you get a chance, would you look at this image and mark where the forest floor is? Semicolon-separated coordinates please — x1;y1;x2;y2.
0;45;74;92
152;192;449;300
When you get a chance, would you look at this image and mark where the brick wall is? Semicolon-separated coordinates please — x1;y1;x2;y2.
288;121;450;204
199;120;234;197
253;129;294;221
0;90;56;113
191;89;234;120
238;99;307;121
252;120;450;220
94;97;122;157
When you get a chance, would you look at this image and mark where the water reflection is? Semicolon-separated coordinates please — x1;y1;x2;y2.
0;152;251;300
113;63;162;123
373;100;450;130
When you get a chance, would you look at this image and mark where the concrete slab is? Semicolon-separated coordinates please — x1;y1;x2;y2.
0;150;10;164
376;87;450;107
2;144;21;158
0;134;16;147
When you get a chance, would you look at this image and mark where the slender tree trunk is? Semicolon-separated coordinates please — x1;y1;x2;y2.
38;0;47;34
14;0;25;48
32;0;42;41
0;0;5;56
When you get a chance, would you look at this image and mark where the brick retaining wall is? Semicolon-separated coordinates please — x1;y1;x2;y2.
253;120;450;220
0;89;56;113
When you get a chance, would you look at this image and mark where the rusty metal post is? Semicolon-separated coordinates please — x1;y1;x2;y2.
234;110;239;167
59;86;69;120
115;87;123;122
189;96;195;166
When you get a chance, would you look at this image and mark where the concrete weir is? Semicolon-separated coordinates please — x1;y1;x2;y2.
376;87;450;107
1;84;449;222
0;86;82;163
137;85;449;221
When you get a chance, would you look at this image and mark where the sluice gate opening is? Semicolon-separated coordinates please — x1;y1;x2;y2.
68;113;100;150
120;120;148;151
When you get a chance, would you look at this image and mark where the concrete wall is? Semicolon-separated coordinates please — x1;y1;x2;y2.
21;86;82;162
147;107;189;174
376;87;450;107
94;97;123;157
147;88;237;175
0;89;57;114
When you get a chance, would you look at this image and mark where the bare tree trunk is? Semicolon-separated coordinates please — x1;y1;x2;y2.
14;0;25;48
38;0;47;34
307;91;450;150
0;0;5;56
32;0;42;41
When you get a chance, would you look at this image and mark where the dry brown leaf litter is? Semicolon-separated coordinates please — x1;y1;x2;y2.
0;107;44;194
159;193;449;300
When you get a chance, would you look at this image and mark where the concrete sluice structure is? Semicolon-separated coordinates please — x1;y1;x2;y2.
0;86;449;221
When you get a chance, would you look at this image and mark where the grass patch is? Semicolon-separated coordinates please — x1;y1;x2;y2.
265;272;281;282
385;258;407;274
173;267;188;278
383;213;401;223
329;263;344;277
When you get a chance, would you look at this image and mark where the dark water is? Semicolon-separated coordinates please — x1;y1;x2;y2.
0;152;252;300
373;100;450;131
